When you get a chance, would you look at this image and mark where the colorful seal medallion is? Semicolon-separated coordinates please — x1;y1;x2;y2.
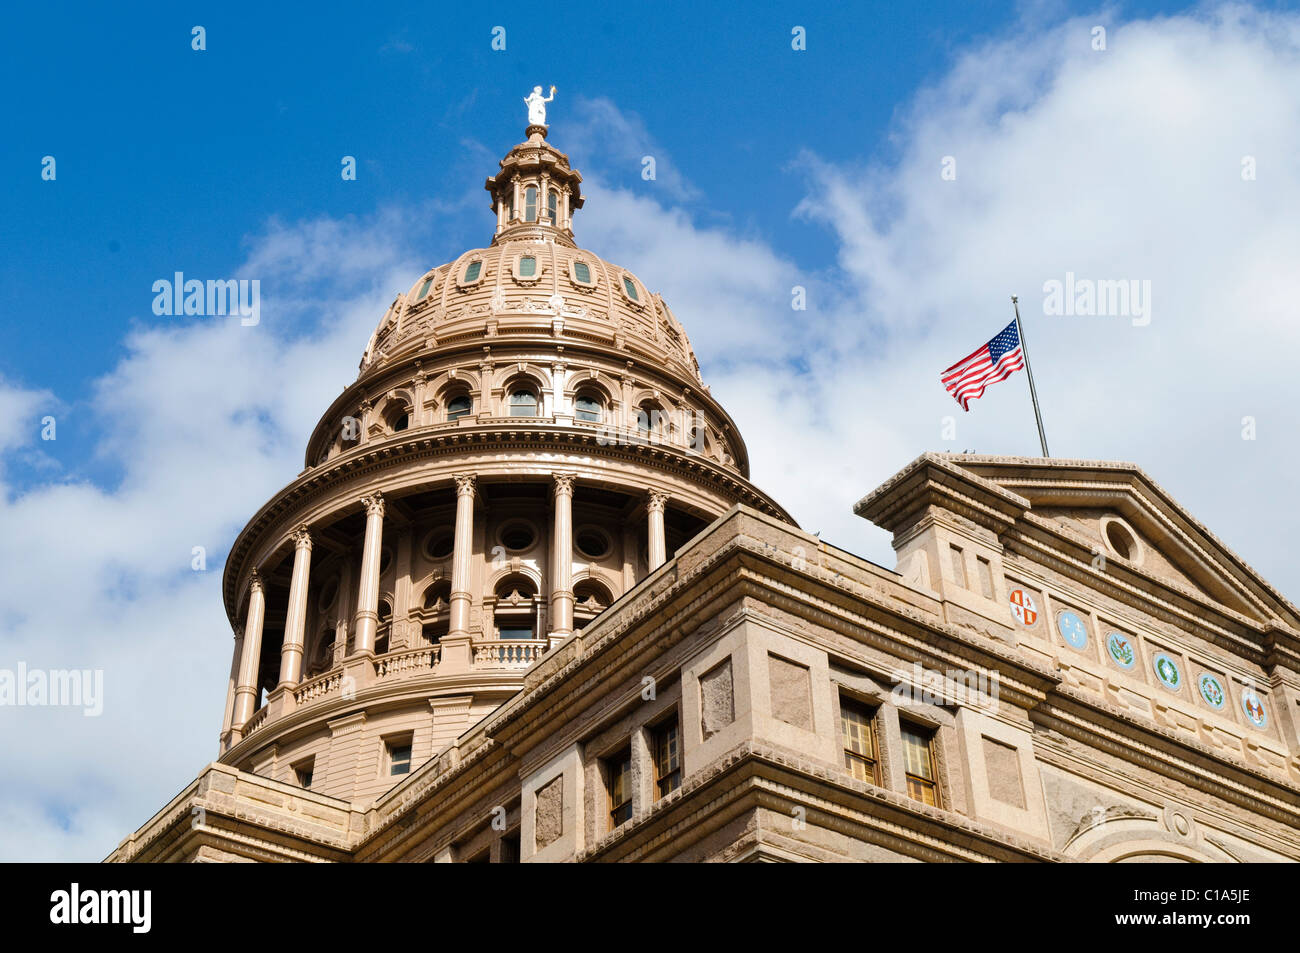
1008;589;1037;626
1106;632;1136;670
1197;673;1226;710
1057;610;1088;650
1152;653;1181;691
1241;690;1267;729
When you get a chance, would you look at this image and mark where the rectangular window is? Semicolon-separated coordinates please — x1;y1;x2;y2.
507;193;514;221
293;759;314;789
416;276;434;300
573;261;591;284
525;187;537;222
518;256;536;277
547;191;557;223
498;626;533;640
839;696;879;783
900;723;938;806
605;748;633;829
977;555;994;599
387;739;413;776
622;276;639;301
463;260;482;282
949;544;966;588
652;719;681;799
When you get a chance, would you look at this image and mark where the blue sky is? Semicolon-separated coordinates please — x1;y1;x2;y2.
5;1;1300;860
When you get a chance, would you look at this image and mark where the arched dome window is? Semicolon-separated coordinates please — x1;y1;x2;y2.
446;393;472;421
571;260;593;285
385;403;411;433
375;600;393;655
462;260;483;283
573;580;613;632
575;392;603;423
637;401;664;435
622;275;640;302
422;579;452;610
415;275;434;301
509;386;539;417
524;187;537;223
517;255;537;278
494;574;538;640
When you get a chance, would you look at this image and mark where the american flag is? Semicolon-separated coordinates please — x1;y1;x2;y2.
941;320;1026;411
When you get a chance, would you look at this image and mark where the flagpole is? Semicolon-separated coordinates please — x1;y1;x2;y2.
1011;295;1050;458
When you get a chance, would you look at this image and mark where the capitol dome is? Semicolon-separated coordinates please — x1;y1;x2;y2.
214;120;792;803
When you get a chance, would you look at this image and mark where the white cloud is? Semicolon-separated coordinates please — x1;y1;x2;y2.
0;213;423;862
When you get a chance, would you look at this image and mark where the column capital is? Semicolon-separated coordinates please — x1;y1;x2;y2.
361;492;386;518
647;490;669;514
291;524;313;550
552;472;576;498
454;474;477;498
248;568;264;595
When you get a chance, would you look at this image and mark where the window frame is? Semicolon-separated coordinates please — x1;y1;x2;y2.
570;260;595;287
508;386;539;417
604;747;634;830
459;259;484;286
445;393;473;421
899;720;939;807
651;718;682;800
386;737;414;777
524;186;537;223
838;695;880;785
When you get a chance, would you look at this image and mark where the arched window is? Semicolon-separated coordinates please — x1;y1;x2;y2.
622;275;640;302
375;600;393;655
574;393;602;423
572;261;592;284
463;260;482;283
637;402;662;435
509;387;538;417
547;191;558;223
386;405;410;432
422;579;452;610
415;275;434;301
573;580;613;632
524;187;537;223
446;394;472;421
494;575;538;640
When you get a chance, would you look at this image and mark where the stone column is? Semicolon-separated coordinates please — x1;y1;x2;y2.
448;475;477;638
232;570;266;728
220;625;244;747
352;493;385;656
277;525;313;686
549;474;576;641
647;491;669;571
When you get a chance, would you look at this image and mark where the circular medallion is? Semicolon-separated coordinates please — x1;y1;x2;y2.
1106;632;1136;670
1152;653;1182;692
1008;589;1038;626
1057;610;1088;650
1197;673;1226;710
1241;690;1268;729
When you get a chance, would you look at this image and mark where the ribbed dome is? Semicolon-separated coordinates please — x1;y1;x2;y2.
359;126;702;385
361;241;702;384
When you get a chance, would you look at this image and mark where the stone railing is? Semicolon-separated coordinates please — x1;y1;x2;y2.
374;645;441;680
293;670;343;706
241;705;269;738
472;639;546;669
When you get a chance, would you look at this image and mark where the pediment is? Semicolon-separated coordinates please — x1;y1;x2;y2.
952;456;1298;628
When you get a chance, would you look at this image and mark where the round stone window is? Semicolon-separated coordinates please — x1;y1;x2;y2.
499;520;537;553
575;527;611;560
1100;516;1143;565
423;531;454;560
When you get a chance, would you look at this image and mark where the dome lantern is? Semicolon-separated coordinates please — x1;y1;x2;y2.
484;123;585;247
